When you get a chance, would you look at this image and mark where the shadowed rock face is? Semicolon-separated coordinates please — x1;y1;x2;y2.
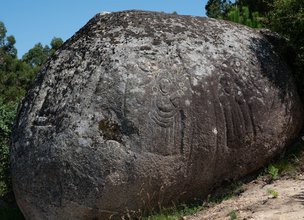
11;10;303;219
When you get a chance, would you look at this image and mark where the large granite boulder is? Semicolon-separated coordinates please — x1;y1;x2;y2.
11;10;303;219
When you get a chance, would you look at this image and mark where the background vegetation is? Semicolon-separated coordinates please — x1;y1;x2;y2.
0;0;303;219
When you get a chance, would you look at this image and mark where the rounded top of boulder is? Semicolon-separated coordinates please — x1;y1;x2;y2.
65;10;262;54
77;9;254;36
42;9;291;91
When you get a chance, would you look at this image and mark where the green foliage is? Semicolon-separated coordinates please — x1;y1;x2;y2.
267;188;279;198
22;43;50;67
22;36;63;68
205;0;232;19
50;37;63;51
272;160;295;175
0;21;21;197
266;0;304;100
205;0;264;28
0;22;8;48
266;0;304;41
0;23;17;58
228;210;237;220
145;215;176;220
264;140;304;182
0;21;39;103
236;0;272;16
0;99;17;196
267;165;279;181
0;22;63;105
228;6;263;28
0;58;37;103
143;203;202;220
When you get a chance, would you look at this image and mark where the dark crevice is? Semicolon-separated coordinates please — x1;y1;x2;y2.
179;110;186;154
248;104;257;138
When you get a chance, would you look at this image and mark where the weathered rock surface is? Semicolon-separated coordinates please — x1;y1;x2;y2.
11;10;303;219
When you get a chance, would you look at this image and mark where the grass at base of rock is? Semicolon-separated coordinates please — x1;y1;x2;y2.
266;188;279;198
265;139;304;181
142;181;243;220
143;204;202;220
228;210;237;220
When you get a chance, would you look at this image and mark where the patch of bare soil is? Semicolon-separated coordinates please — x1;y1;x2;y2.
184;174;304;220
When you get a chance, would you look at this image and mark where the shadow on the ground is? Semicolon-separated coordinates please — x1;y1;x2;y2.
293;190;304;205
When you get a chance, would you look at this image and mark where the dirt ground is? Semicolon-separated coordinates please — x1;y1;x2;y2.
184;174;304;220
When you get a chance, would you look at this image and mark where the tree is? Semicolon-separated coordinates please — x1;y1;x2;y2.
4;35;17;57
266;0;304;99
22;43;50;67
237;0;273;16
0;22;17;58
0;22;33;103
0;21;7;48
267;0;304;45
205;0;232;19
50;37;63;52
228;6;263;28
0;99;17;196
205;0;264;28
23;37;63;67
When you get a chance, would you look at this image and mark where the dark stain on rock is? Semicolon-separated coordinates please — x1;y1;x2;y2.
98;118;138;142
98;119;122;142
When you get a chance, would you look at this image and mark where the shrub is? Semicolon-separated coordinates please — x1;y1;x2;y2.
228;210;237;219
267;164;279;181
267;188;279;198
0;99;17;196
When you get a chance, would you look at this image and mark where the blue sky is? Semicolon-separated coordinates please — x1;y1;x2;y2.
0;0;208;58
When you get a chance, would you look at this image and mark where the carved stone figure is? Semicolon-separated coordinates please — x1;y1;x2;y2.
11;11;303;219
